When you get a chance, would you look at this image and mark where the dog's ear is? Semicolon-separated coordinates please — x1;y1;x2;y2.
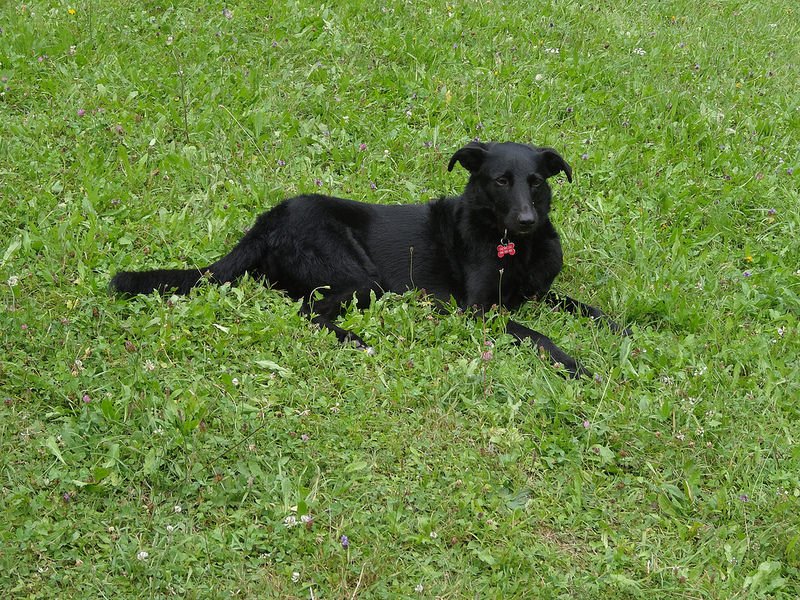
448;141;489;173
538;147;573;183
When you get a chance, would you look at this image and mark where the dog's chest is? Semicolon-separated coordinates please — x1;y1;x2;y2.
496;260;539;308
494;243;561;307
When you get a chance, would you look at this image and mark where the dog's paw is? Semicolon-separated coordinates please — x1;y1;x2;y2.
570;362;592;380
348;337;374;355
553;358;590;380
607;319;633;337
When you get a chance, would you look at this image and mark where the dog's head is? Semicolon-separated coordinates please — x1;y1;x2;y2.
448;141;572;237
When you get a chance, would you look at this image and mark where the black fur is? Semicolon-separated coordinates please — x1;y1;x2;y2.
111;141;630;377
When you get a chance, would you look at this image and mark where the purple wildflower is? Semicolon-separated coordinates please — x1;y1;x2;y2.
481;350;493;362
743;271;752;278
82;394;91;403
581;153;589;160
222;7;233;19
277;159;286;167
739;494;749;503
77;108;86;117
370;182;377;190
359;143;367;151
340;534;349;549
582;420;591;429
767;208;777;216
314;179;323;187
788;168;794;175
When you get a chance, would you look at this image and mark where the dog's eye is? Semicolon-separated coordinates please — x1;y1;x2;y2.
495;176;510;187
530;176;544;188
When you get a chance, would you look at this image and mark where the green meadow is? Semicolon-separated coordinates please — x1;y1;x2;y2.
1;1;798;597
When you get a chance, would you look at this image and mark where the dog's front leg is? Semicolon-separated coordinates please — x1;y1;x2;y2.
462;280;588;377
504;319;589;379
544;292;632;336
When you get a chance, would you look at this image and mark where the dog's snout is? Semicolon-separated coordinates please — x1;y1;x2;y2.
512;201;537;232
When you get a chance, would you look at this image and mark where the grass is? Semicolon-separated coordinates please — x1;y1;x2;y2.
1;0;799;597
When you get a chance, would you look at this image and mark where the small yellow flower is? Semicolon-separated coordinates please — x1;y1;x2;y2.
745;255;753;263
68;7;76;14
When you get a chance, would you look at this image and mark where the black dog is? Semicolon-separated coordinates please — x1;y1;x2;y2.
111;141;629;377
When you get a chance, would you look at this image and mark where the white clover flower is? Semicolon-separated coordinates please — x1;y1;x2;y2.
284;515;298;528
291;571;300;583
7;275;19;286
173;505;182;514
136;551;149;561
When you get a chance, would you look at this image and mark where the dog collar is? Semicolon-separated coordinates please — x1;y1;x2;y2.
497;229;516;258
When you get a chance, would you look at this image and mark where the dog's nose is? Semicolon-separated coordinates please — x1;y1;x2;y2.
517;216;536;229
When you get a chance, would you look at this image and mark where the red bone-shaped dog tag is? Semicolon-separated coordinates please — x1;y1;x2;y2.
497;241;516;258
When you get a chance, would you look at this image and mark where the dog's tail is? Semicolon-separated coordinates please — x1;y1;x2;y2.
110;229;267;296
109;266;215;296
